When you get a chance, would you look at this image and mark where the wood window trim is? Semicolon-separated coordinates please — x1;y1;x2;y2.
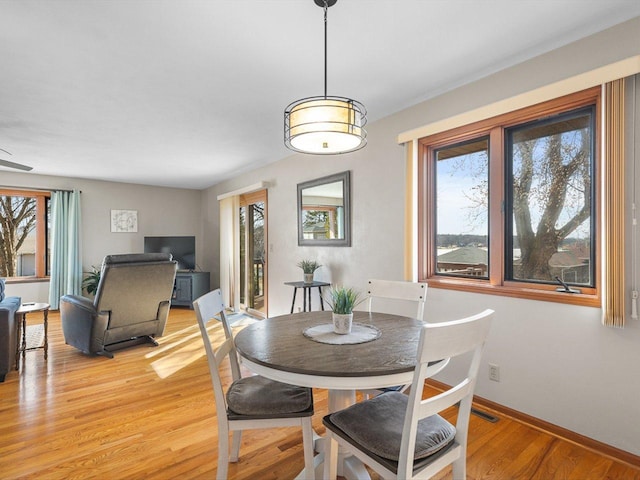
0;188;50;280
418;87;601;307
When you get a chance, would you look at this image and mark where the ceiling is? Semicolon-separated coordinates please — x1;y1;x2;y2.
2;1;640;190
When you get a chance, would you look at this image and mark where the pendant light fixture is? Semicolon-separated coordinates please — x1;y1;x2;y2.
284;0;367;155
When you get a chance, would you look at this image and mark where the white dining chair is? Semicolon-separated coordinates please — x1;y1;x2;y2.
366;278;428;320
323;309;494;480
193;289;315;480
360;278;428;398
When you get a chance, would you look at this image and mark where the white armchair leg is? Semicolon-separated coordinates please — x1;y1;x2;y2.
452;457;466;480
217;434;229;480
230;431;242;462
323;431;338;480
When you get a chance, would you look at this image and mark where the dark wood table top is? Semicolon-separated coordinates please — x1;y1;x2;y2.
234;310;425;379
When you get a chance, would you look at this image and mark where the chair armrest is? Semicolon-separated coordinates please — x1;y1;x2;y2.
60;295;107;354
60;294;96;314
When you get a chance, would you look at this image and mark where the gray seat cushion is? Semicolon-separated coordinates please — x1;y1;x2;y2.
328;391;456;461
226;375;312;416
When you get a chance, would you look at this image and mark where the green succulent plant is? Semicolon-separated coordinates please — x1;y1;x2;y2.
324;285;364;314
297;259;322;274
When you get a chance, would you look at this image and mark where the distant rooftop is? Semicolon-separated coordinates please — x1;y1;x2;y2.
437;246;488;264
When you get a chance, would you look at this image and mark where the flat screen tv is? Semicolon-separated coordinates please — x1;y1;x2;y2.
144;236;196;271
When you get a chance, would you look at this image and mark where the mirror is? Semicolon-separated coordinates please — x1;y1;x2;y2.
297;171;351;246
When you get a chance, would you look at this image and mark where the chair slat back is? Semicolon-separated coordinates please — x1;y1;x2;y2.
398;309;494;478
194;289;242;417
366;279;428;321
419;309;493;362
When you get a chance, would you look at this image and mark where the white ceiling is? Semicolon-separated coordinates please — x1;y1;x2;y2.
2;0;640;190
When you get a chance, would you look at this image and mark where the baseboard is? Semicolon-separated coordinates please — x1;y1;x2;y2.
426;379;640;469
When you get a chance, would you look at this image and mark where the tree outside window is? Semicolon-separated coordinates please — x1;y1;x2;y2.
0;190;50;278
506;107;594;286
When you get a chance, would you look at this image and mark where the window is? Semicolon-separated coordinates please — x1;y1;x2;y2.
0;189;51;280
418;88;600;305
434;137;489;279
505;107;595;287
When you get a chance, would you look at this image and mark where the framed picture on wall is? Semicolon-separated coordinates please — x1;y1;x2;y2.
111;209;138;233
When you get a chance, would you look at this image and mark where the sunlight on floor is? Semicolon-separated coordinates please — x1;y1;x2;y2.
146;312;257;379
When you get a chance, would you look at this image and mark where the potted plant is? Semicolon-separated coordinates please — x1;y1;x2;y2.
324;285;364;334
82;266;101;296
297;259;322;284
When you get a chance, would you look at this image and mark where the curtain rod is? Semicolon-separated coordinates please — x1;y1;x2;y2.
0;185;81;193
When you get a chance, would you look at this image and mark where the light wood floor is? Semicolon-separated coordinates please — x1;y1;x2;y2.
1;308;638;479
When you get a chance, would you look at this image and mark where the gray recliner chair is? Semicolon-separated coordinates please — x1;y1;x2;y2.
60;253;178;358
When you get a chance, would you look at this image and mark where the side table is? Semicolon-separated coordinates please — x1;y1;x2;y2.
284;281;330;313
15;302;50;370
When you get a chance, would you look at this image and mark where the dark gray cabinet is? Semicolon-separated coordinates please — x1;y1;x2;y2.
172;272;210;308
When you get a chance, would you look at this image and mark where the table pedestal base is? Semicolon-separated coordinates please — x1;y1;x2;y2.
295;389;372;480
294;450;371;480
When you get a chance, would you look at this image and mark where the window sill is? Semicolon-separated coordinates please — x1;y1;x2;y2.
4;277;50;285
424;277;600;308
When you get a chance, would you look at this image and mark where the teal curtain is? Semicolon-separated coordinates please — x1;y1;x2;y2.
48;190;82;309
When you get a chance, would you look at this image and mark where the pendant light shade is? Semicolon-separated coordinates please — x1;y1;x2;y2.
285;96;366;154
284;0;367;155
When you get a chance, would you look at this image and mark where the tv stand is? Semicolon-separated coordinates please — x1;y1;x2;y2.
172;271;210;308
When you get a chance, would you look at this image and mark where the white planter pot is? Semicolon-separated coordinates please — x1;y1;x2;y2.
332;312;353;334
303;273;314;284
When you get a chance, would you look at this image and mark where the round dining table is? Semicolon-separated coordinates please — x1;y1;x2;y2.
233;310;449;480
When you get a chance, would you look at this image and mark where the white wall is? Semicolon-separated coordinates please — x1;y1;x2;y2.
3;171;202;302
203;17;640;455
201;122;407;314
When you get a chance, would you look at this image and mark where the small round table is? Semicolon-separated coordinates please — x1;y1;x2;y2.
15;302;50;369
284;280;330;313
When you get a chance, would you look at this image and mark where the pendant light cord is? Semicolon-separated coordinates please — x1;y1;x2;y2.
323;0;328;98
632;77;638;318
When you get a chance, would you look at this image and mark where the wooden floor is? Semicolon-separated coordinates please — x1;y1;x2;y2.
1;308;638;479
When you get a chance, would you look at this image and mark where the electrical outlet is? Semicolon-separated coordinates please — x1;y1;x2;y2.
489;363;500;382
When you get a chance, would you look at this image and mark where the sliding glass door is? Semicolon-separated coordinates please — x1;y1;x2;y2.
239;190;267;317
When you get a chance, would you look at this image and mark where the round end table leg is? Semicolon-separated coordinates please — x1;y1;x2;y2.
15;318;22;370
21;314;27;360
43;309;49;360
